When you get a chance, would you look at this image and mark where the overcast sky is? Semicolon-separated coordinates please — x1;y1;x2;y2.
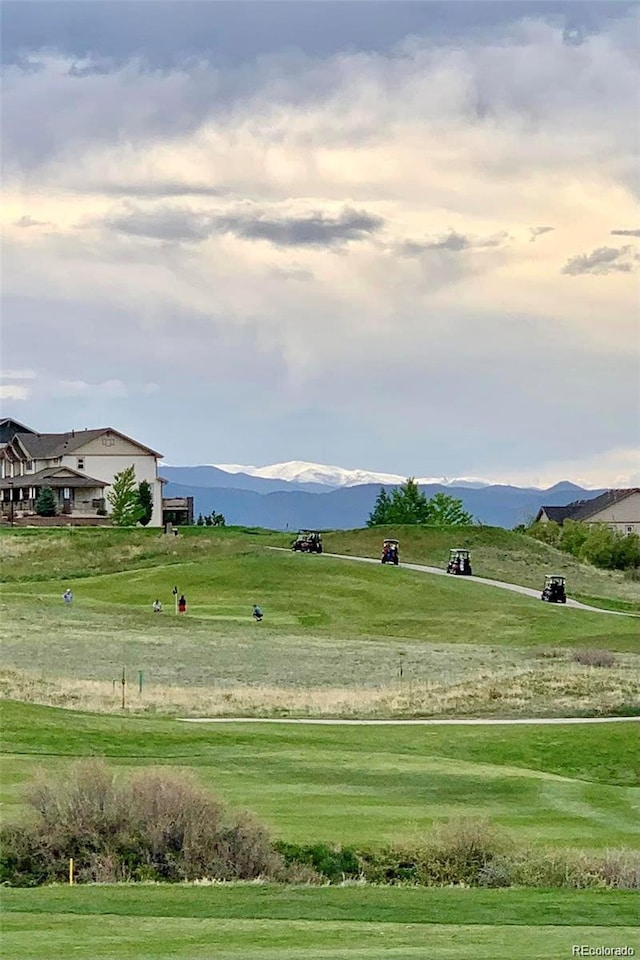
2;1;639;487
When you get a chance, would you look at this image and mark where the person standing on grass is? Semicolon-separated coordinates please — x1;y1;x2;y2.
62;589;73;605
152;599;162;613
252;604;263;622
178;594;187;614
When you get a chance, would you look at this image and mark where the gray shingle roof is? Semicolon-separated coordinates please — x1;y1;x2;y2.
537;489;640;524
14;428;162;459
0;467;107;490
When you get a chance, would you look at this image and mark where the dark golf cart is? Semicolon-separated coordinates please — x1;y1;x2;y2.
381;539;399;565
291;530;323;554
541;574;567;604
446;548;472;576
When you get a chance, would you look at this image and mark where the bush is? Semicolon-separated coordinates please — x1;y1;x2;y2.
276;842;360;883
0;760;284;886
572;649;616;668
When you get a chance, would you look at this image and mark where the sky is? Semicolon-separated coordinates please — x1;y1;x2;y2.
1;0;639;488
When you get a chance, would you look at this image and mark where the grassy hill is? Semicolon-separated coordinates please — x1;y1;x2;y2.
0;526;638;719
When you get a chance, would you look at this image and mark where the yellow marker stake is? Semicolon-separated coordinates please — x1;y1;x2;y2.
69;858;74;885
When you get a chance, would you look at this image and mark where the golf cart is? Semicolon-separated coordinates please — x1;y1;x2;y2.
541;574;567;604
381;539;399;565
291;530;323;554
447;548;472;576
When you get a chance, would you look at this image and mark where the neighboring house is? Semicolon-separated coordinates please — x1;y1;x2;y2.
0;419;164;526
535;489;640;536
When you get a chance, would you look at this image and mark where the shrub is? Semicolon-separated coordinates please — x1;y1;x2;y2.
0;760;284;886
276;842;361;883
572;649;615;668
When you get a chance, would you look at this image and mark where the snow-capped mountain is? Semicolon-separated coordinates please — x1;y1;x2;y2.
213;460;491;489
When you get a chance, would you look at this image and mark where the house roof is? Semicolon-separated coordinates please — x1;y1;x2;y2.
14;427;162;459
0;467;107;490
536;489;640;524
569;488;640;521
0;418;36;444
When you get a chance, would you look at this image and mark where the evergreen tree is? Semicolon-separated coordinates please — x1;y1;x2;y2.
204;514;213;526
387;478;431;524
35;486;57;517
212;512;226;527
196;514;205;526
107;465;143;526
425;492;474;525
137;480;153;527
367;487;392;526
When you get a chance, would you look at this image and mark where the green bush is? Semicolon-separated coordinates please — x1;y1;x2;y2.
276;842;360;883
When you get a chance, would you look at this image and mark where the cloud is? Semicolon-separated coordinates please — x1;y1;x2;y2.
561;246;634;275
0;384;30;400
1;10;638;479
610;228;640;237
213;207;384;248
529;226;554;241
100;204;384;248
1;368;36;380
52;379;128;398
14;215;50;228
399;230;509;256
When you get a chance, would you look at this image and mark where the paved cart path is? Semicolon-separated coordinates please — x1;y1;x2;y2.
271;548;637;617
179;716;640;725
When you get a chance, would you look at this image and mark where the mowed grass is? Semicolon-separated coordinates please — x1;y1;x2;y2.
2;702;639;849
1;537;638;718
3;886;639;960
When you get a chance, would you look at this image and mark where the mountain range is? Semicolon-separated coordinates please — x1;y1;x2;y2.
161;461;604;531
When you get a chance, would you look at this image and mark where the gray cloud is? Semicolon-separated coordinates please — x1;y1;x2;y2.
561;246;633;275
86;182;221;199
610;228;640;237
399;230;508;256
214;207;384;248
14;215;50;228
102;207;214;243
529;226;554;241
101;205;384;248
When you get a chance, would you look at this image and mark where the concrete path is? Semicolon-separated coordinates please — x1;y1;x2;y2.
279;548;636;617
179;716;639;725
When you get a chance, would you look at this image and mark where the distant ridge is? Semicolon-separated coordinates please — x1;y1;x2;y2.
162;466;606;530
212;460;491;489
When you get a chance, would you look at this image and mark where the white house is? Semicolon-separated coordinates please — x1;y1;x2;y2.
535;489;640;536
0;419;164;526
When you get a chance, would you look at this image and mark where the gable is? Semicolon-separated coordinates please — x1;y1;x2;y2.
0;418;36;445
69;429;162;458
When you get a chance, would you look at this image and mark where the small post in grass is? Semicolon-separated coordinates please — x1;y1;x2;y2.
138;671;143;695
173;585;178;615
121;667;126;710
69;858;74;885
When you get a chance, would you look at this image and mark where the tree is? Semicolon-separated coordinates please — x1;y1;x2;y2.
212;512;226;527
107;466;143;526
137;481;153;527
367;487;392;527
425;492;474;525
35;487;56;517
367;480;473;527
196;514;205;526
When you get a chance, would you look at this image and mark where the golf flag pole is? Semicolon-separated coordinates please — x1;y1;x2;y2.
173;586;178;615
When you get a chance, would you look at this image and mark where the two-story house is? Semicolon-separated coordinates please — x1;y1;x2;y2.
535;488;640;536
0;418;164;526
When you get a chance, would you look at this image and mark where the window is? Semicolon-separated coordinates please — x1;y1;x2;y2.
627;526;633;534
102;437;115;447
63;487;70;500
77;457;85;471
25;460;33;472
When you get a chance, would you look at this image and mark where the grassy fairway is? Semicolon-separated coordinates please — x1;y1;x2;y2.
3;887;639;960
2;702;639;848
1;534;638;717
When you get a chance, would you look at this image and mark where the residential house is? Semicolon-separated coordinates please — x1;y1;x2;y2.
0;419;164;526
535;489;640;536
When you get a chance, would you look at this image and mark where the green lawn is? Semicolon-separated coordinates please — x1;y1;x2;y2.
1;540;638;718
2;702;639;849
3;887;639;960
